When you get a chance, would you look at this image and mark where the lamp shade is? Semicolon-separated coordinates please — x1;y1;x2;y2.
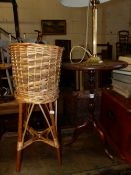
59;0;110;7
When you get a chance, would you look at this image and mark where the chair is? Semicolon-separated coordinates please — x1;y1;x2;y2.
118;30;129;44
9;43;63;172
116;30;129;58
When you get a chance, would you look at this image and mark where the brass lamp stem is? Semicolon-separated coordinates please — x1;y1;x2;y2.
83;0;102;64
92;3;97;57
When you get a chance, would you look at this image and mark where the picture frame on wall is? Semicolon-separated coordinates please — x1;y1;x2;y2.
41;20;66;35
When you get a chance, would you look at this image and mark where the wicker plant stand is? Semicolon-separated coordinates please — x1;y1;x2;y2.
10;43;63;172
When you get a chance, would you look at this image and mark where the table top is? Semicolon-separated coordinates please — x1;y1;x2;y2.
0;99;18;115
62;60;128;72
0;63;12;69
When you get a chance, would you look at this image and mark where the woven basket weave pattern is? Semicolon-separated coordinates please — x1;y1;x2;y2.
10;43;63;104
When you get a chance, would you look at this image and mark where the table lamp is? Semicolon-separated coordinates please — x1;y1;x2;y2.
58;0;111;64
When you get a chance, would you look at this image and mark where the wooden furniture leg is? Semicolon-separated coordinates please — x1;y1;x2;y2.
16;102;23;172
49;102;61;165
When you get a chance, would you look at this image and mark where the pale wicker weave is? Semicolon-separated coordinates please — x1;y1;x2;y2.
10;43;63;104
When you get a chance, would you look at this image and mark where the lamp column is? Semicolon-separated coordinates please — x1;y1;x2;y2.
87;0;102;63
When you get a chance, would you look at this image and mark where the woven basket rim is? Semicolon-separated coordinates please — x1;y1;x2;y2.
10;43;62;49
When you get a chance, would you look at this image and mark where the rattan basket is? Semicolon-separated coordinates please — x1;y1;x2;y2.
10;43;63;104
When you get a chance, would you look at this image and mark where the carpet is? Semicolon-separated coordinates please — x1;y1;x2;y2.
0;130;131;175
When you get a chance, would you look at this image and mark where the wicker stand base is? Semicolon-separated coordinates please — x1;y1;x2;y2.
16;102;61;172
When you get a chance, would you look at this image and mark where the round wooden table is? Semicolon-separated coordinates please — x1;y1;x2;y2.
62;60;128;155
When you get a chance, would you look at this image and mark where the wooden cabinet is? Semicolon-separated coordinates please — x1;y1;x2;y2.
100;89;131;163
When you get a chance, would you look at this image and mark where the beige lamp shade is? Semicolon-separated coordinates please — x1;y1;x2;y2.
59;0;111;7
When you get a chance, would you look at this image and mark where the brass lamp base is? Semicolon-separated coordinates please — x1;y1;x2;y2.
82;55;103;65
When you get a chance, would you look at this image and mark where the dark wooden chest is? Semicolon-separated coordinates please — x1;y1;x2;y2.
100;89;131;163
